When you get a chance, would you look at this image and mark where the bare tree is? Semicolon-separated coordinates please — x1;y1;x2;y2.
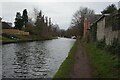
33;8;39;21
70;7;95;37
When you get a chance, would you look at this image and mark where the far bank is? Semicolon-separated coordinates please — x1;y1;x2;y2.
1;34;58;45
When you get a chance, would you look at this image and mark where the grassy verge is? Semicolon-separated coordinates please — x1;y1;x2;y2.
53;39;78;78
1;36;14;42
83;42;119;78
1;34;57;44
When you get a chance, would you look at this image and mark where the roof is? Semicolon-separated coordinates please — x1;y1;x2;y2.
2;22;13;29
90;14;110;26
95;14;110;23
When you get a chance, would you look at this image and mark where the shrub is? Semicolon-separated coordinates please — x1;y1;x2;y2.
2;33;13;39
96;38;106;49
95;38;120;55
108;38;120;54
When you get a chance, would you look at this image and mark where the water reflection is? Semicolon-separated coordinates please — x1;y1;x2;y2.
2;38;75;79
0;43;2;80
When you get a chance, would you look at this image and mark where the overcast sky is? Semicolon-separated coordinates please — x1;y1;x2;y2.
0;0;119;30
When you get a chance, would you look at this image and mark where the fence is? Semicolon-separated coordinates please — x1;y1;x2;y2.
2;29;29;35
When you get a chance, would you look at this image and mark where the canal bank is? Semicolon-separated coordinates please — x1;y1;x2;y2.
53;39;78;78
1;33;58;44
53;39;119;78
53;39;92;78
1;37;58;44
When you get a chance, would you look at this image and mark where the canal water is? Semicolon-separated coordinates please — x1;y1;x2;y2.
1;38;75;79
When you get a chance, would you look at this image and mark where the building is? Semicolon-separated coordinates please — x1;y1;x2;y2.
96;13;120;45
84;14;101;42
1;20;29;35
83;18;90;42
2;22;13;29
96;14;108;41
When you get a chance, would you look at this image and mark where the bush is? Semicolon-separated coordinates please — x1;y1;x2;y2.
84;43;119;78
96;38;106;49
107;38;120;54
97;38;120;55
2;33;14;39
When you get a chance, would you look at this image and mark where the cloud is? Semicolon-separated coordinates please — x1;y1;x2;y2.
0;0;119;2
1;2;118;29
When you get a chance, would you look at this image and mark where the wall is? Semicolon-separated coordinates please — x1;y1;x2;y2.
97;17;105;41
105;26;120;45
96;16;120;45
90;23;97;42
2;29;29;35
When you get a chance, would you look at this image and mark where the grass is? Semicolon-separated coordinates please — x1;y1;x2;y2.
15;34;56;41
8;34;30;40
1;36;14;42
1;33;58;44
83;42;119;78
53;39;78;78
1;34;29;42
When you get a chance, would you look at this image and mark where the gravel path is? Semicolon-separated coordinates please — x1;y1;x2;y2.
71;41;91;78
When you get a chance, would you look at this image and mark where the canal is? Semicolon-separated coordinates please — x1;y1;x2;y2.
1;38;75;79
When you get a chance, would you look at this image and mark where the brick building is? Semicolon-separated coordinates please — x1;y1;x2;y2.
83;18;90;42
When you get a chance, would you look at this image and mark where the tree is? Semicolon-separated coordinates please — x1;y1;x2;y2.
35;10;46;37
33;8;39;21
32;9;60;38
22;9;28;27
101;4;117;14
14;12;24;30
70;7;95;37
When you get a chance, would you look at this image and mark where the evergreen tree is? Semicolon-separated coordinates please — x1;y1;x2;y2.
35;10;44;36
14;12;24;30
101;4;117;14
22;9;28;27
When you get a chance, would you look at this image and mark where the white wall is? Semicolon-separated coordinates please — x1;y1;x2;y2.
105;27;120;45
97;18;105;41
97;16;120;45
